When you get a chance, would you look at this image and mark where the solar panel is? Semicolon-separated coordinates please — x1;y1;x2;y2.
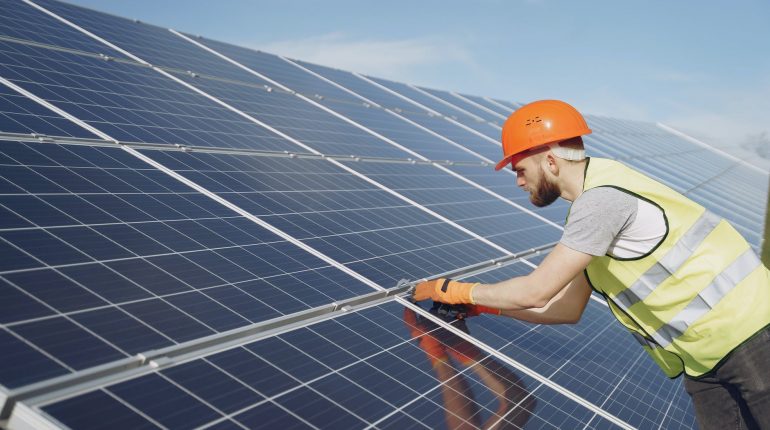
185;37;487;163
13;0;422;159
417;87;507;125
458;93;515;118
458;262;695;428
365;76;501;141
335;159;563;249
4;0;764;428
0;39;296;150
138;149;511;286
293;60;507;163
0;139;374;390
32;300;625;430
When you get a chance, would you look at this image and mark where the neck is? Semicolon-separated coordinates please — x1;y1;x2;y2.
558;158;587;202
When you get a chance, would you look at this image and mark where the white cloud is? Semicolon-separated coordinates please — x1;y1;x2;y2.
252;33;475;81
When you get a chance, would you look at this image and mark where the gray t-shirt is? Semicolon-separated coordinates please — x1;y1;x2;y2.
561;187;639;257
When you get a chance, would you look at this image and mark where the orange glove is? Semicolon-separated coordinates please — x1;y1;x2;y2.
413;278;479;304
464;304;502;318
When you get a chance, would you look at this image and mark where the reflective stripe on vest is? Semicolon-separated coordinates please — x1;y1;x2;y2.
580;157;770;377
616;246;762;348
614;210;721;309
653;248;762;347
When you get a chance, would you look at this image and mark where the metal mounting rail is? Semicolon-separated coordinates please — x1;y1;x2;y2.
0;131;490;168
0;242;555;420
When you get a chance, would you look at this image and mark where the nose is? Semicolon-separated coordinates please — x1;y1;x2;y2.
516;171;526;187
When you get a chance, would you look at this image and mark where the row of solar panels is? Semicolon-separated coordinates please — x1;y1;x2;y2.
1;0;765;428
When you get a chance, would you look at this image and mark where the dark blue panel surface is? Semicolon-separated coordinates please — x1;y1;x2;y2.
296;60;506;162
107;373;223;429
232;402;310;429
367;76;501;141
193;39;485;162
446;163;571;224
459;92;516;117
171;71;411;158
40;300;618;429
0;0;127;57
0;328;69;389
340;160;562;250
162;360;264;414
144;149;507;287
0;83;98;137
42;390;161;430
0;140;374;389
418;86;506;125
460;261;697;428
0;39;296;150
30;0;262;83
17;1;417;159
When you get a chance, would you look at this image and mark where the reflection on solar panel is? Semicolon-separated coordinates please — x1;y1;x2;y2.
1;0;765;428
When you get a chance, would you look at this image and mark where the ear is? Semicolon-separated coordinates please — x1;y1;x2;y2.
544;152;559;175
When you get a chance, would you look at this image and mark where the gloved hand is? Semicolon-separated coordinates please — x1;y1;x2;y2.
413;278;479;304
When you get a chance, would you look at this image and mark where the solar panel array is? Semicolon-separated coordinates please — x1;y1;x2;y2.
1;1;767;428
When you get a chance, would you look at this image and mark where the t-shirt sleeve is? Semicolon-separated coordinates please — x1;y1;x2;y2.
560;187;638;256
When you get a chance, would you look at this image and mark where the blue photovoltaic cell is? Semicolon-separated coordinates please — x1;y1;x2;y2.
170;71;411;158
459;262;697;428
20;0;414;159
295;59;506;162
4;2;757;427
491;97;521;111
367;76;501;141
40;300;621;429
29;0;263;84
417;86;507;125
0;139;373;389
0;0;127;58
445;163;571;224
191;38;486;163
0;39;297;151
338;160;563;250
141;149;505;287
458;92;515;117
0;83;100;138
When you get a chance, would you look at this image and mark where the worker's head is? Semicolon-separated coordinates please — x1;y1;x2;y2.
495;100;592;206
512;137;584;206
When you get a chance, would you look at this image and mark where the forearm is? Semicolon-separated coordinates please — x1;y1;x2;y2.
499;274;591;324
500;299;581;325
471;275;551;310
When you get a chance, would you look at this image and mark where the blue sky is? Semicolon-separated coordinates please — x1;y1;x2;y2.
67;0;770;148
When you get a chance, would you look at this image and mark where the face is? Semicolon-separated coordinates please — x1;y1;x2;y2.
513;156;560;207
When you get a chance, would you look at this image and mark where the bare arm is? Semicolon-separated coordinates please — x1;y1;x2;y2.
471;243;594;311
500;271;591;324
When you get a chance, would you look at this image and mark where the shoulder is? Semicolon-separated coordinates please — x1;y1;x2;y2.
572;187;637;212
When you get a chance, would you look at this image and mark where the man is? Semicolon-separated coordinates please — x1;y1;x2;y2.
413;100;770;429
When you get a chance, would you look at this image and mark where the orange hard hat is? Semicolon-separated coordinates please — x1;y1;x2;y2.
495;100;592;171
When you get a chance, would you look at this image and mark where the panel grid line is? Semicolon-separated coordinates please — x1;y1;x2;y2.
3;0;704;425
355;72;503;147
169;31;563;234
451;91;509;120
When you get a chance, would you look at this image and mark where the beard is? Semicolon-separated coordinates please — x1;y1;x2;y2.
529;167;560;207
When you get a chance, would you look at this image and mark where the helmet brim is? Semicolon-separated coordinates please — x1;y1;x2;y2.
494;156;513;171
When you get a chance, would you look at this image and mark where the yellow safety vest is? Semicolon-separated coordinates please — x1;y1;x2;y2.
577;157;770;378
